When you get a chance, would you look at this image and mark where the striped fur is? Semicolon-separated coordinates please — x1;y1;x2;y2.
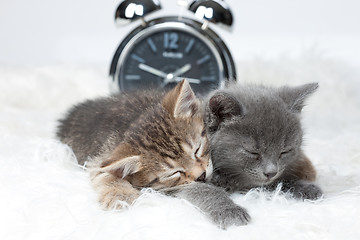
57;80;211;209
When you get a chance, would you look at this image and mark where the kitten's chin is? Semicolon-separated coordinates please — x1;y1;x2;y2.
250;179;276;188
263;178;277;186
257;171;283;186
251;172;283;187
253;179;273;187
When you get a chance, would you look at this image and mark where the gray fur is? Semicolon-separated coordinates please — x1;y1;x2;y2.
163;182;250;229
206;83;322;202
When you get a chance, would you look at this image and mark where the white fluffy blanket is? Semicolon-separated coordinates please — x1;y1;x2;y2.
1;55;360;240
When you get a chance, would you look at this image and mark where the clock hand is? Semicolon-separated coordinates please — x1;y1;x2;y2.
161;76;201;88
138;63;167;78
173;77;200;84
160;75;176;88
172;64;191;78
139;63;200;87
161;64;193;87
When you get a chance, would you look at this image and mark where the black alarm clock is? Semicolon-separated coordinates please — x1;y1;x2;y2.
109;0;236;95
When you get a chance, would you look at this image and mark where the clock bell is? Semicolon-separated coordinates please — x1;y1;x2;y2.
109;0;236;95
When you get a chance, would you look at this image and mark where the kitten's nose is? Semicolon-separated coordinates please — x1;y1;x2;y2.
263;171;277;180
196;172;206;182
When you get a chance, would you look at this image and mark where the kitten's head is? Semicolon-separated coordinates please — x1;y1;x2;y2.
206;83;318;187
96;80;212;190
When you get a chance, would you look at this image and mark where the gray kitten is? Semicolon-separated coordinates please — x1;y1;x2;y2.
205;83;323;224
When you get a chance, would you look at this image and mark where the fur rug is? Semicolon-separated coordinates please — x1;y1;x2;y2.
1;55;359;240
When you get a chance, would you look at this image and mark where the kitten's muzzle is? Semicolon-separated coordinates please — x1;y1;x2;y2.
263;171;277;180
262;162;279;182
195;172;206;182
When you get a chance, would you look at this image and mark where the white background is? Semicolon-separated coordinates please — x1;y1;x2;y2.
1;0;360;66
1;1;360;239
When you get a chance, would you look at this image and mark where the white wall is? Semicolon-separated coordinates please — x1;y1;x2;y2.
0;0;359;66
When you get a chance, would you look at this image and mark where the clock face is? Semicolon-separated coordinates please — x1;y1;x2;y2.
118;28;222;95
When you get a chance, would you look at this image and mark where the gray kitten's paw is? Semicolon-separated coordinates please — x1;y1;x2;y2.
291;181;323;200
210;206;250;229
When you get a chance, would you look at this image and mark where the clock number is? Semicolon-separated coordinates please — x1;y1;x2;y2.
164;32;179;49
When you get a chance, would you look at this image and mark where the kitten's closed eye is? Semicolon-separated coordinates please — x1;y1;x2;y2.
279;149;294;158
167;170;184;179
242;148;260;160
194;136;207;158
195;146;200;156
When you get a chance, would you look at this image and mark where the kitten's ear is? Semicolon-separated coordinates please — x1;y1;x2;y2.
278;83;319;113
100;155;142;178
208;92;243;119
207;92;243;132
162;79;200;118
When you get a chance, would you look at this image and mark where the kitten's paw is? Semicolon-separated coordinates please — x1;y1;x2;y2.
291;181;323;200
210;206;250;229
99;189;139;210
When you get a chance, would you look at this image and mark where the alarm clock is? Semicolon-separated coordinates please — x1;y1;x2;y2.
109;0;236;95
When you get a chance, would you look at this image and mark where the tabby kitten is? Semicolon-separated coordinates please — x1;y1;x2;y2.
57;80;211;208
206;83;323;223
57;80;247;228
